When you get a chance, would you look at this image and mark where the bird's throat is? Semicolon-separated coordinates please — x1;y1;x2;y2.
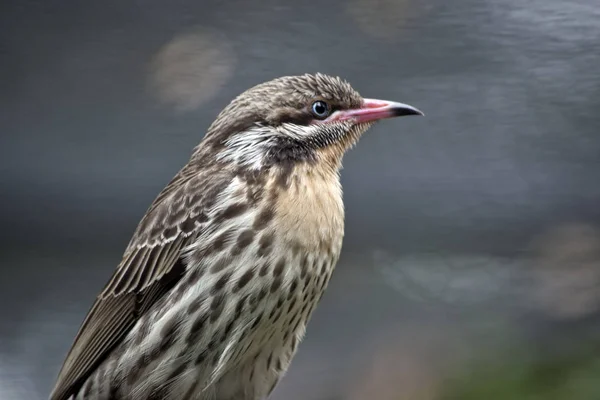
269;163;344;257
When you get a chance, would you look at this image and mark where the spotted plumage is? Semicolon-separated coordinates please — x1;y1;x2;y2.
50;73;423;400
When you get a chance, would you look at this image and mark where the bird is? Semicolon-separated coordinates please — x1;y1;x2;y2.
49;73;423;400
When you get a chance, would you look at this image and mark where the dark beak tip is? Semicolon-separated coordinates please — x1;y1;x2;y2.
392;107;425;117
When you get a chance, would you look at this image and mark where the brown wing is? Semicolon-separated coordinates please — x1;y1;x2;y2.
50;164;230;400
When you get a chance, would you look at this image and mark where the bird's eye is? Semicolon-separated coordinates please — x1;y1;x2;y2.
311;101;329;119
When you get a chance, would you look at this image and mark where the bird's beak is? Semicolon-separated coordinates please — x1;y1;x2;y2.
329;98;424;124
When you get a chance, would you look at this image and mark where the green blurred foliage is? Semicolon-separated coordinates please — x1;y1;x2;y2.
441;341;600;400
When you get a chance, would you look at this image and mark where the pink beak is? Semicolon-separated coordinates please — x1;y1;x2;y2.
328;98;424;124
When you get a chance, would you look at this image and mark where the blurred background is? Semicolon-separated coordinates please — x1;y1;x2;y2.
2;0;600;399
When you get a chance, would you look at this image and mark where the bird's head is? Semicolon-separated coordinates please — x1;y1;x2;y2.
200;73;423;172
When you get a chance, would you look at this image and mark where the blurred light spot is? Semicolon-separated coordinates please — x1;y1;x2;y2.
149;29;236;112
346;0;420;41
348;324;457;400
373;250;518;306
0;356;37;400
528;223;600;319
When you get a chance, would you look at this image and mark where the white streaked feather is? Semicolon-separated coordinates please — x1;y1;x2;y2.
216;121;350;171
216;124;275;170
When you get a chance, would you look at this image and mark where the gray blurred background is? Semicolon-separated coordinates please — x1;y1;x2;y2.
2;0;600;399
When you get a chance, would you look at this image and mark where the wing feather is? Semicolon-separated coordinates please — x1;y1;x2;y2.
50;165;228;400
